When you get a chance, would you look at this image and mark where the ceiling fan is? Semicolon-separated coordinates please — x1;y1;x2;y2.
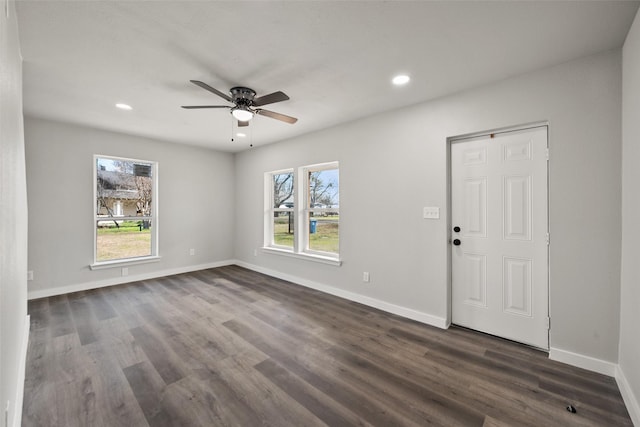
182;80;298;127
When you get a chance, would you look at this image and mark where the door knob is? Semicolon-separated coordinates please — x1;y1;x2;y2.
453;239;461;246
453;226;461;233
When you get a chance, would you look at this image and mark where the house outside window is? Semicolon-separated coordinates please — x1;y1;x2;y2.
94;155;158;265
264;162;339;263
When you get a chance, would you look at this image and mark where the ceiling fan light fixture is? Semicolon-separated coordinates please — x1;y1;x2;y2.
231;107;253;122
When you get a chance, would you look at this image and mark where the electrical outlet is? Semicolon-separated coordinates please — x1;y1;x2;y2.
27;270;34;281
253;249;258;257
363;272;370;283
189;248;195;256
122;267;128;276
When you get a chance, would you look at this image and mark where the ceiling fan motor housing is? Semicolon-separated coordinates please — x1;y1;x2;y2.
230;87;256;107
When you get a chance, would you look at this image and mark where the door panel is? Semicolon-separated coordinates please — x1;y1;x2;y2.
503;256;532;316
451;126;548;349
463;253;487;307
464;178;487;237
503;175;531;240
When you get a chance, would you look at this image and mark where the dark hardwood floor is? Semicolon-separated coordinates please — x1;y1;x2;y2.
23;266;632;426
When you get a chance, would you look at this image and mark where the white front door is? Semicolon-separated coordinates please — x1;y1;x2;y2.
451;126;549;349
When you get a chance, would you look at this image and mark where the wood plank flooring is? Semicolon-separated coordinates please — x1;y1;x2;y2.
22;266;632;426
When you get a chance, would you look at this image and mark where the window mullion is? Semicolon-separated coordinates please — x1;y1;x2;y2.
294;168;303;254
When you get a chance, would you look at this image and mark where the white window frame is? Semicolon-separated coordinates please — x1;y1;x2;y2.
91;155;160;269
263;162;340;266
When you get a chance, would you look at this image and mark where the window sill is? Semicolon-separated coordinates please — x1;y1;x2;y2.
261;247;342;266
90;256;161;270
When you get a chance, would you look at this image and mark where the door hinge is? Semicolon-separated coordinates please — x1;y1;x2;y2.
546;233;550;245
545;148;549;161
546;317;551;330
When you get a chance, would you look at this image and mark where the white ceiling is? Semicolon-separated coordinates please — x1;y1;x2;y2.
16;1;639;153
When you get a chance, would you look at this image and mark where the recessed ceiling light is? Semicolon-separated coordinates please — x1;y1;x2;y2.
115;103;132;110
236;132;247;138
392;74;410;86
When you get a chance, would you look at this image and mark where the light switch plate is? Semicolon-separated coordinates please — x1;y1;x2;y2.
423;207;440;219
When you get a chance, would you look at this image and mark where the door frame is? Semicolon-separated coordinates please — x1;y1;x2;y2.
446;122;550;350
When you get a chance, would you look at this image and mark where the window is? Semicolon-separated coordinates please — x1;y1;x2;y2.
304;164;339;255
93;155;158;266
270;170;295;249
265;162;339;263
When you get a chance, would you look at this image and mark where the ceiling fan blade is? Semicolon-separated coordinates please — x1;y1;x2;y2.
238;120;249;127
189;80;232;102
181;105;229;109
253;91;290;107
255;109;298;124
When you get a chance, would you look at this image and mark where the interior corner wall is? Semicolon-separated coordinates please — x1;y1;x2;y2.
620;7;640;424
1;1;29;426
234;49;623;364
25;117;236;297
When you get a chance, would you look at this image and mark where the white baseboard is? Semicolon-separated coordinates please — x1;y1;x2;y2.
12;314;30;427
616;365;640;426
549;347;617;377
27;260;235;300
234;260;449;330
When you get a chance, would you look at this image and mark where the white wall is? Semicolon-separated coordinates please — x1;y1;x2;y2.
0;2;29;426
25;118;236;297
620;8;640;425
235;50;623;364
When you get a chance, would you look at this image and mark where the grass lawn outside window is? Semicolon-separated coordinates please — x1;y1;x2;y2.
96;221;152;261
